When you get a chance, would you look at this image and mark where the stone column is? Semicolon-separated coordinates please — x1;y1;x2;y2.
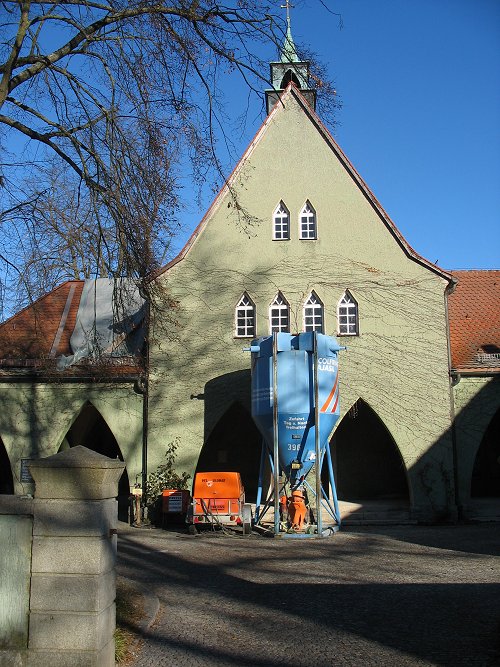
28;446;125;667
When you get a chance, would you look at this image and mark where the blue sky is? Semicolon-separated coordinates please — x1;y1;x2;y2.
179;0;500;271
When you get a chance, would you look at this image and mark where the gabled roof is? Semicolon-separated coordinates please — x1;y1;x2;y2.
448;270;500;374
0;281;84;361
156;84;454;285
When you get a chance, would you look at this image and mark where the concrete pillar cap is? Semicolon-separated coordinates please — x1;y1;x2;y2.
29;446;126;500
29;446;124;470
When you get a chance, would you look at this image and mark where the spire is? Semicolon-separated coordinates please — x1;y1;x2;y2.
280;1;299;63
265;2;316;113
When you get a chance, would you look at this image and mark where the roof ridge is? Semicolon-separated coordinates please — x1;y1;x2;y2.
450;269;500;274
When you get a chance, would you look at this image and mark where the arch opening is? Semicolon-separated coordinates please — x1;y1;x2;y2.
328;399;410;503
471;407;500;498
60;402;130;521
280;69;301;89
0;436;14;494
196;402;262;502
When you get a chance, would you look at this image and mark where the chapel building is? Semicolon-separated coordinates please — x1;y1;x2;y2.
0;27;498;523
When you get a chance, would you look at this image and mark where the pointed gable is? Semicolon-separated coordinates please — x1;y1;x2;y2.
157;84;453;285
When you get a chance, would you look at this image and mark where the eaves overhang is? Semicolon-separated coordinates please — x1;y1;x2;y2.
451;368;500;380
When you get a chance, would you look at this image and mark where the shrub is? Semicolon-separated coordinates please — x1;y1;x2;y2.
146;438;191;522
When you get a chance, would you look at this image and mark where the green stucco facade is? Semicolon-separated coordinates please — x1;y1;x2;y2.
146;91;456;520
0;381;142;496
452;376;500;512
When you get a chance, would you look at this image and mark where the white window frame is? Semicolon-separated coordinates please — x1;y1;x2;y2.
235;293;256;338
273;201;290;240
269;292;290;333
303;291;324;332
337;290;359;336
299;200;317;240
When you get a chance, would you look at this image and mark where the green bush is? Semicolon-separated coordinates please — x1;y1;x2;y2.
146;438;191;522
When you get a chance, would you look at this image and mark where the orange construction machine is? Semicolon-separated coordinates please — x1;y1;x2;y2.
188;472;252;534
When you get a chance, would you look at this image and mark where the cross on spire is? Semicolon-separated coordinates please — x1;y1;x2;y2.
280;0;294;29
279;0;298;63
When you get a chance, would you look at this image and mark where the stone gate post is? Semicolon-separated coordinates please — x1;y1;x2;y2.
28;446;125;667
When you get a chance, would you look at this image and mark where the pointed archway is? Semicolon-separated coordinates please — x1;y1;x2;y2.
0;436;14;494
196;402;262;502
60;402;130;521
329;399;409;502
471;407;500;498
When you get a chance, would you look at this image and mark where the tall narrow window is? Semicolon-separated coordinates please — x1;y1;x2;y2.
299;201;317;240
273;202;290;240
235;293;256;338
338;291;359;335
303;292;324;332
269;292;290;333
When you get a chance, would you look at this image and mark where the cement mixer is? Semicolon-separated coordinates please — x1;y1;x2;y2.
249;331;344;537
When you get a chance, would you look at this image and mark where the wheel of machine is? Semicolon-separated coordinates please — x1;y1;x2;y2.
242;503;252;536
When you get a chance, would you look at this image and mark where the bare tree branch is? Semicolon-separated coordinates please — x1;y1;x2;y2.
0;1;339;320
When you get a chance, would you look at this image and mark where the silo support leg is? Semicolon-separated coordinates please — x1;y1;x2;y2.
325;443;341;526
255;442;267;523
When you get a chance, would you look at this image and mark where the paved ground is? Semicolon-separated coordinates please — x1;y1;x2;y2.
117;523;500;667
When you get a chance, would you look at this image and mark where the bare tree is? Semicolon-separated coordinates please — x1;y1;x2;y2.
0;1;339;317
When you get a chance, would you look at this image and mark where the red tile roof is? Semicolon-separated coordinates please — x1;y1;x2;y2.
0;281;84;360
448;270;500;373
0;281;143;377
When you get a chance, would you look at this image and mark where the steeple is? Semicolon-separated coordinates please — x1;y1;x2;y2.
281;5;299;63
265;3;316;114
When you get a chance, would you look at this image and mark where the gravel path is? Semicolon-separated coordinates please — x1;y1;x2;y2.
117;523;500;667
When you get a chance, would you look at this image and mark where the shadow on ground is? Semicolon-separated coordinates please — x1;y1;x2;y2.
117;524;500;667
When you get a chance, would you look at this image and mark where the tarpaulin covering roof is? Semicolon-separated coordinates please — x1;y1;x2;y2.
57;279;145;369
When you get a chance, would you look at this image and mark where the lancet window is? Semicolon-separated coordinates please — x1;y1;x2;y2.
338;291;359;335
299;201;317;240
273;201;290;240
269;292;290;333
235;293;256;338
303;292;323;332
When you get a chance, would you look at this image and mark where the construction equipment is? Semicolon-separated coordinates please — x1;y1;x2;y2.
161;489;191;526
249;331;345;538
188;471;252;535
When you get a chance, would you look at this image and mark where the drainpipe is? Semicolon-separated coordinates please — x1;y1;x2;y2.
137;289;151;521
142;302;150;518
444;278;460;521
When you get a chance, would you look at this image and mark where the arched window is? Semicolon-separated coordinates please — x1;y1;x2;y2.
273;201;290;240
269;292;290;333
303;292;323;332
235;293;256;338
338;290;359;336
299;201;317;240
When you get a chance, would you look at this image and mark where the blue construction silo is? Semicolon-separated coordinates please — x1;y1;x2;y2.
249;332;344;537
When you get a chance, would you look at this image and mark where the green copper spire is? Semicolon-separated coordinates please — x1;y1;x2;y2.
280;1;299;63
265;1;316;113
